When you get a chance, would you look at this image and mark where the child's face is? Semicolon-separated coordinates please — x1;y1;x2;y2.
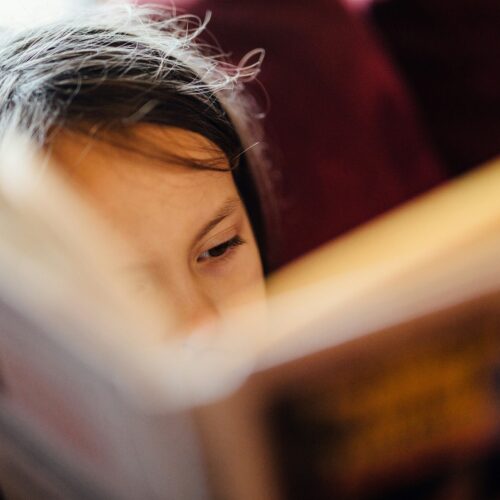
49;124;265;329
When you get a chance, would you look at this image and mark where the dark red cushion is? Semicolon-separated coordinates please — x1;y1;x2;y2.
371;0;500;175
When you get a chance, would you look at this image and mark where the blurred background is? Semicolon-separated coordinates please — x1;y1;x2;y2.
0;0;90;28
2;0;498;271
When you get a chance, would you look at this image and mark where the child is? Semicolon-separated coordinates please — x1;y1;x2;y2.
0;4;276;326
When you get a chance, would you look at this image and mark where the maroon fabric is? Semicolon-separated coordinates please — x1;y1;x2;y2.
142;0;447;270
370;0;500;175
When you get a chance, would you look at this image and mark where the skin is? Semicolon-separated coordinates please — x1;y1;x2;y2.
48;124;266;329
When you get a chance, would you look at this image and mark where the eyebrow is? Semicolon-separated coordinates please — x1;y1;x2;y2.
194;197;241;243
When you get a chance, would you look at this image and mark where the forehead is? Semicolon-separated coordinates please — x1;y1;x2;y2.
48;125;241;251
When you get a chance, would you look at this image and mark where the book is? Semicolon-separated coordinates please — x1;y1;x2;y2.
0;134;499;499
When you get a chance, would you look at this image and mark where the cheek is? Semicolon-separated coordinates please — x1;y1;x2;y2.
231;243;267;308
239;243;265;286
207;242;263;282
199;242;264;301
236;225;265;292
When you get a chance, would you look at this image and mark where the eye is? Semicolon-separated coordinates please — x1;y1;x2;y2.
197;235;245;263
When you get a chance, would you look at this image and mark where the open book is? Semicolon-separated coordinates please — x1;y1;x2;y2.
0;135;499;499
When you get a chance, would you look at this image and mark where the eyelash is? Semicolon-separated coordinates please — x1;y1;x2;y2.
197;235;245;263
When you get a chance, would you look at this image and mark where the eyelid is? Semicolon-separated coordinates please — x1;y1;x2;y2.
195;222;244;262
193;223;237;255
196;235;245;263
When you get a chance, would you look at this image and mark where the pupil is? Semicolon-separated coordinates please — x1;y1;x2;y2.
208;242;228;257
